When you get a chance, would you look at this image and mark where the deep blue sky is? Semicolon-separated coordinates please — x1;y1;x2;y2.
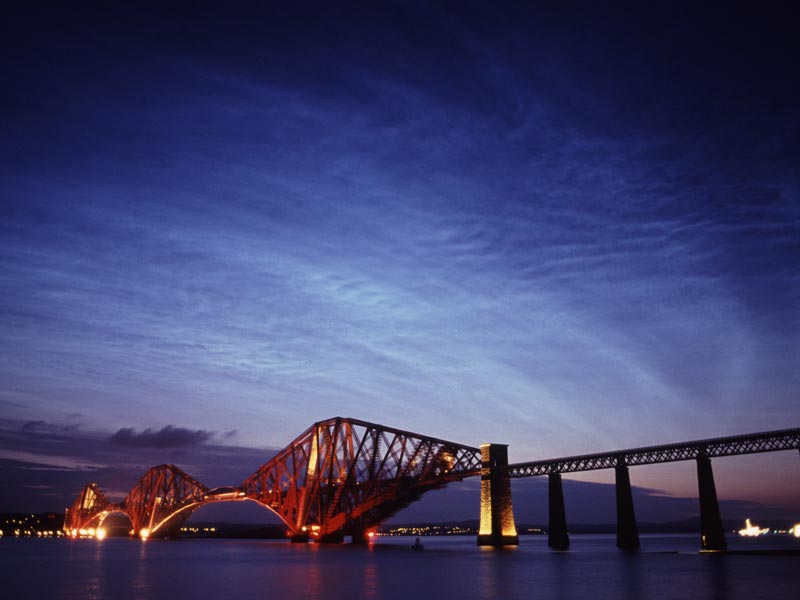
1;2;798;521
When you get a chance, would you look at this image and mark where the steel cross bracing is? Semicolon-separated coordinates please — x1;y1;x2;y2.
508;427;800;477
65;421;798;539
123;464;209;536
64;417;481;539
64;483;114;533
240;417;482;538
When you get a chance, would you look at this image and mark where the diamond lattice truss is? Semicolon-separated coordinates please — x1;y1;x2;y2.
65;465;210;537
63;417;482;539
64;483;114;533
508;427;800;477
64;419;798;539
123;464;209;536
240;417;483;539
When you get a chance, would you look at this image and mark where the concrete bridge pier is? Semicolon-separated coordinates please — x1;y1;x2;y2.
696;455;727;551
477;443;519;546
548;472;570;550
615;464;640;550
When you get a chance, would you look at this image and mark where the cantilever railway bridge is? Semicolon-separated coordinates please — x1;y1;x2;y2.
65;417;482;543
64;417;799;551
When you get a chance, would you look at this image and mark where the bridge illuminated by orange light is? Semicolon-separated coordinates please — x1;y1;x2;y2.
64;417;800;551
65;417;481;543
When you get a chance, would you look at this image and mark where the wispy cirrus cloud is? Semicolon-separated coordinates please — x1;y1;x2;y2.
0;2;797;513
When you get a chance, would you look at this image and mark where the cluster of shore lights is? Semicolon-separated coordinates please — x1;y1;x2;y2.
738;519;770;537
737;519;800;538
69;527;106;539
58;519;800;541
300;524;321;538
4;529;64;537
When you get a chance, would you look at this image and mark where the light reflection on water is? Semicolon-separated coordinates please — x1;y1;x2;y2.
1;534;798;600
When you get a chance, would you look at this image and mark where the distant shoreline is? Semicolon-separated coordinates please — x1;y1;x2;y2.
3;513;798;539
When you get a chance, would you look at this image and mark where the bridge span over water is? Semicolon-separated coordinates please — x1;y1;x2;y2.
64;417;799;551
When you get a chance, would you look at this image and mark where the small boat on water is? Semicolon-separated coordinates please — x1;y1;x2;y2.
411;537;424;551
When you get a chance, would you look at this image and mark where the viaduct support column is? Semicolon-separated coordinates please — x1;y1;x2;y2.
477;443;519;546
615;464;640;550
696;455;727;551
548;472;570;550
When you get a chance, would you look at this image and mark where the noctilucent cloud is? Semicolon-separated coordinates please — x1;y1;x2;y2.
1;3;798;517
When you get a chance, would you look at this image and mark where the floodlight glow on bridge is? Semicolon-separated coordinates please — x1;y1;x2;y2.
63;419;799;551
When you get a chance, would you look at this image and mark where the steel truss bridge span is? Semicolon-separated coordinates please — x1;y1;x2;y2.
497;427;800;552
240;417;481;540
64;417;482;541
64;421;798;549
64;464;228;539
507;427;800;477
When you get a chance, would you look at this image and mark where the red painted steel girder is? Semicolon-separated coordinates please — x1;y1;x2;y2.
63;482;116;533
62;421;800;540
62;418;483;539
123;464;209;537
241;417;482;538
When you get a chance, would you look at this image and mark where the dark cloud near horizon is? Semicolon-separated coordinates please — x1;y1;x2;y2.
110;425;214;448
0;419;279;512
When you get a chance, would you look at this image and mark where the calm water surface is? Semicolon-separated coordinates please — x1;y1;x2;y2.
3;534;799;599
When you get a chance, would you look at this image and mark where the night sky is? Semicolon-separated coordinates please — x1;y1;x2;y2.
1;2;798;522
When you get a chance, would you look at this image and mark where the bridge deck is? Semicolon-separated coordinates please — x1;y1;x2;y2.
508;427;800;477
